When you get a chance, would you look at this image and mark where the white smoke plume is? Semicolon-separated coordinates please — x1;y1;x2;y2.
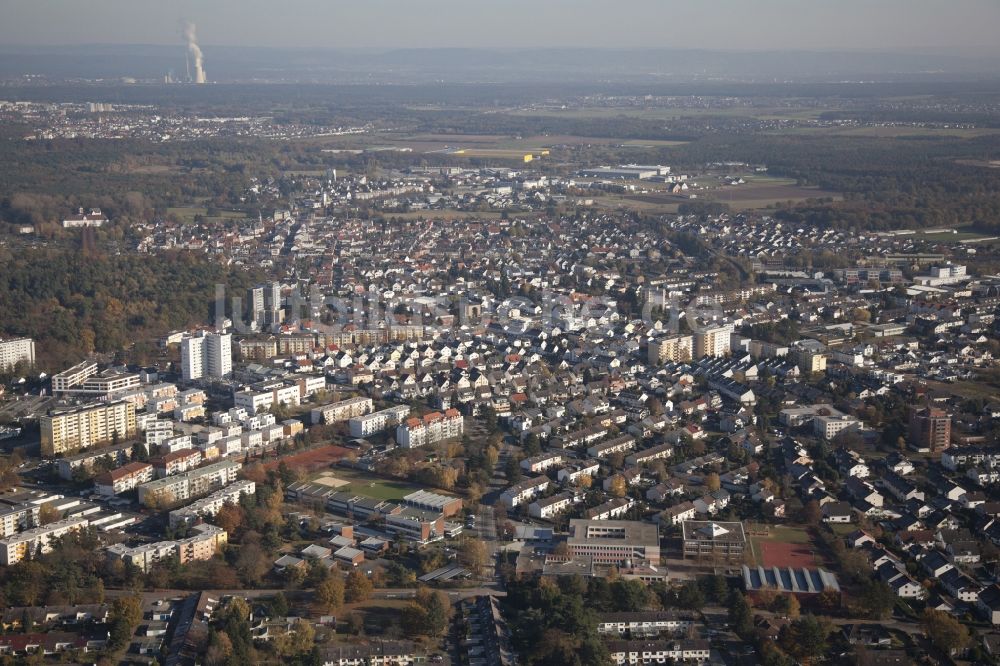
184;21;207;84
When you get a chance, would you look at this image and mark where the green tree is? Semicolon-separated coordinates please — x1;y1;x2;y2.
858;580;895;620
420;588;451;637
922;608;970;655
459;537;489;576
727;589;754;638
676;581;705;611
345;569;373;603
779;614;832;665
271;591;290;617
317;576;344;613
108;595;143;649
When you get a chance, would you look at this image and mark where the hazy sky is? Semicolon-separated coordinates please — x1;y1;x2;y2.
3;0;1000;54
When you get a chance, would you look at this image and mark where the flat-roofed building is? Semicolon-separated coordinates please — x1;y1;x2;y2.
402;490;463;518
349;405;410;438
0;337;35;372
910;406;951;452
681;520;746;560
168;480;256;526
40;401;137;457
694;323;734;359
385;507;444;542
55;370;141;399
137;460;241;508
51;361;98;393
648;335;694;365
567;519;660;565
311;396;373;425
55;442;134;480
238;337;278;361
106;523;227;572
0;517;89;565
0;502;39;538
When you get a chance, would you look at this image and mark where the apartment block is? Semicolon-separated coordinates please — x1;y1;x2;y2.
51;361;98;393
0;503;39;538
625;443;674;467
910;406;951;452
94;462;154;496
40;401;137;457
168;480;256;527
521;451;565;474
529;492;576;520
0;337;35;371
397;409;464;448
238;337;278;361
587;434;636;459
311;396;373;425
56;442;134;480
0;517;90;565
499;476;550;508
151;448;204;478
106;523;228;572
694;323;734;359
349;405;410;438
181;331;232;381
137;460;241;508
597;611;696;637
648;335;694;365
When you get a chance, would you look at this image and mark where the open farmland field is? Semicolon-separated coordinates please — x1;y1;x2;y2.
165;206;246;224
389;210;506;221
785;125;1000;139
703;176;841;210
508;106;824;121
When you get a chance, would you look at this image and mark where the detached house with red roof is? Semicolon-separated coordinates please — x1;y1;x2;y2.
397;408;464;448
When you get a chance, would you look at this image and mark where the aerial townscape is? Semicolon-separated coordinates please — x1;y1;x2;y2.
3;3;1000;666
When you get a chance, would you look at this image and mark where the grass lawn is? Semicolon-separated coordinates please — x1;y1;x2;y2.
828;523;858;537
166;206;246;224
702;176;842;210
747;524;813;567
916;225;993;242
753;525;812;543
389;210;505;221
322;468;424;501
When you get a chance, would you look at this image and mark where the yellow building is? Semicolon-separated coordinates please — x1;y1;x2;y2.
40;401;137;457
794;350;828;374
648;335;694;365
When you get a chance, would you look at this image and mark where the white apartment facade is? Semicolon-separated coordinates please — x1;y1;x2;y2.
0;517;90;565
0;337;35;371
397;409;464;448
